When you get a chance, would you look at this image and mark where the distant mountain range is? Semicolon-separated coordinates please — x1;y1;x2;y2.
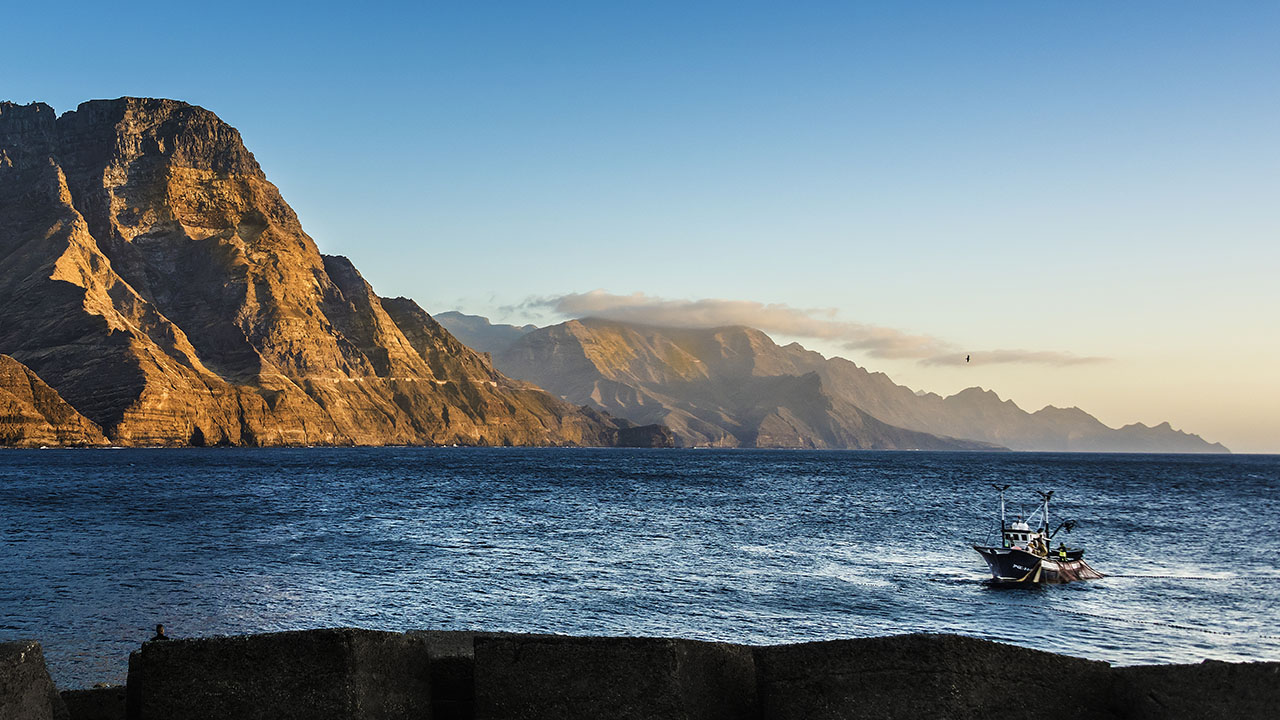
438;312;1228;453
435;312;538;359
0;96;1228;452
0;98;664;447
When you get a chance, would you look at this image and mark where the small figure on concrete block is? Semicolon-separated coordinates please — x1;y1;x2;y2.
151;623;171;642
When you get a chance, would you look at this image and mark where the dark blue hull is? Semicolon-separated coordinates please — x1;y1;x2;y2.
973;545;1044;583
974;545;1104;584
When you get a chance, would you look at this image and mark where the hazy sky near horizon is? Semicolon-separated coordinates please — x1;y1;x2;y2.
4;2;1277;451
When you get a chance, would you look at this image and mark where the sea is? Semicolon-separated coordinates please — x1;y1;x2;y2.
2;448;1278;688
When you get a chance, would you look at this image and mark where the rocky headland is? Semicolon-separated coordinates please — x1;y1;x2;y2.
440;313;1227;452
0;98;665;447
0;355;107;447
3;629;1276;719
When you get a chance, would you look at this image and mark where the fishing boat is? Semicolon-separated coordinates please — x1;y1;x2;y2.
972;485;1103;584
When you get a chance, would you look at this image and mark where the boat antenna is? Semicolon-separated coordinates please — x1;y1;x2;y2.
1035;490;1054;533
992;484;1010;529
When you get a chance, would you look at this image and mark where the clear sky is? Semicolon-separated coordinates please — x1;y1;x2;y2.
5;2;1277;451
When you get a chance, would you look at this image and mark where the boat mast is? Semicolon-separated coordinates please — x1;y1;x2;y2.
1036;490;1054;536
992;484;1010;531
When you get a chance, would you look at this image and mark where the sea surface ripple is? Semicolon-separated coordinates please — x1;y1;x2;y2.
2;448;1277;688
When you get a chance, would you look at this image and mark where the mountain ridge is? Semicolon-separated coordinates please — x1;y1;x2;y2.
437;312;1227;453
0;98;659;447
491;317;1000;450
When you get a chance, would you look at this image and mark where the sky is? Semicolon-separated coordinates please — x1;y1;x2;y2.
3;1;1277;451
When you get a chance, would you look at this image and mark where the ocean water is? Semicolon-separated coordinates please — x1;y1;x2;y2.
1;448;1277;688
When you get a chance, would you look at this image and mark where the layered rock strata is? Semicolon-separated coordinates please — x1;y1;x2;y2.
0;355;107;447
0;98;641;446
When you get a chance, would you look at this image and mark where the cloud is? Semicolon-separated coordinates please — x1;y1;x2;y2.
524;290;1107;367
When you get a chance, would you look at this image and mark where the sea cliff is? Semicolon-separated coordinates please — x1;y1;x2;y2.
0;99;662;447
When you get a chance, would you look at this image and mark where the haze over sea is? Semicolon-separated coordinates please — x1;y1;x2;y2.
3;448;1278;688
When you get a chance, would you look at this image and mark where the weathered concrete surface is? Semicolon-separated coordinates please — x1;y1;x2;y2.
124;628;429;720
474;634;758;720
61;686;126;720
49;628;1280;719
0;641;70;720
755;633;1116;720
407;630;497;720
1111;660;1280;719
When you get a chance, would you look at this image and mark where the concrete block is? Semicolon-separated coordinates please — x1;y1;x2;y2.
0;640;69;720
61;686;126;720
407;630;504;720
124;628;429;720
475;634;758;720
1111;660;1280;719
754;633;1115;720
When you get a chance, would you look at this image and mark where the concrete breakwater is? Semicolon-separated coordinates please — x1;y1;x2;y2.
4;629;1278;720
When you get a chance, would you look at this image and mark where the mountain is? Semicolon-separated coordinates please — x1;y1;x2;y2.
494;318;1000;450
760;347;1228;452
0;355;107;447
434;311;536;356
489;317;1227;452
0;98;658;447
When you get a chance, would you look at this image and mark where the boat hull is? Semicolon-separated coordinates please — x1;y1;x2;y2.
973;545;1043;583
973;545;1103;584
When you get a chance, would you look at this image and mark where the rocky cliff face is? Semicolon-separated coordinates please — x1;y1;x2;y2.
0;355;107;447
0;98;628;446
487;317;1226;452
495;319;999;450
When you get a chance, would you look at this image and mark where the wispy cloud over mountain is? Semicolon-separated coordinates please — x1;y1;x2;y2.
524;290;1106;367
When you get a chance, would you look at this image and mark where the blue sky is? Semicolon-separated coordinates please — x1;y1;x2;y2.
4;2;1278;450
